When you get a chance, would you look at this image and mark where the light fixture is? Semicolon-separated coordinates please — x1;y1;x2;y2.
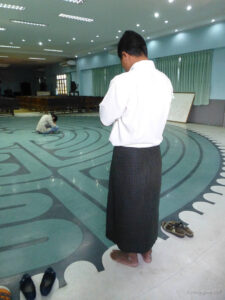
59;13;94;22
48;39;52;42
0;27;6;31
136;24;140;27
11;20;47;27
22;39;26;42
44;48;63;52
66;41;70;44
0;3;25;10
211;19;215;23
88;52;91;54
147;37;150;40
116;36;119;39
9;42;13;45
186;5;192;11
38;42;43;46
118;30;121;33
96;35;99;38
91;40;94;43
0;45;20;48
168;0;174;3
175;29;178;32
0;55;8;57
104;48;107;50
28;57;46;60
142;29;145;32
63;0;85;3
72;37;76;40
75;55;78;58
154;12;159;18
165;20;168;24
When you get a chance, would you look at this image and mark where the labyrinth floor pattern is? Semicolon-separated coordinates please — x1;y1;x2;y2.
0;116;223;299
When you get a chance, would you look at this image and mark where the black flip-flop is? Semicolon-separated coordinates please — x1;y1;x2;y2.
20;274;36;300
40;267;56;296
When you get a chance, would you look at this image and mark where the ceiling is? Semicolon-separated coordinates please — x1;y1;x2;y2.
0;0;225;67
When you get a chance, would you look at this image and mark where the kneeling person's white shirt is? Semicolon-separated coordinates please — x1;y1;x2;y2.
36;114;56;133
99;60;173;148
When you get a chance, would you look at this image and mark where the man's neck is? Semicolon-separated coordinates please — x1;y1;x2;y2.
129;55;148;70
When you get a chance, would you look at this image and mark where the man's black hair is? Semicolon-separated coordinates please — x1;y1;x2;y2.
51;113;58;122
117;30;148;59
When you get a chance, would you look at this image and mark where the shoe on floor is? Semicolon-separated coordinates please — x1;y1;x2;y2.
161;221;185;237
0;286;11;300
172;221;194;237
40;267;56;296
19;274;36;300
162;220;194;238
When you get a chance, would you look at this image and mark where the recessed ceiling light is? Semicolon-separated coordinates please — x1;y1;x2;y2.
0;3;25;10
22;39;26;42
104;48;107;50
168;0;174;3
136;24;140;27
44;48;63;52
142;29;145;32
66;41;70;44
0;27;6;30
175;29;178;32
118;30;121;33
96;35;99;38
147;37;150;40
116;36;119;39
0;45;20;48
75;55;78;58
211;19;215;23
88;52;91;54
91;40;94;43
0;55;8;57
63;0;85;3
28;57;46;60
72;37;76;40
9;42;13;45
154;12;159;18
48;39;51;42
186;5;192;11
38;42;43;46
11;20;47;27
165;20;168;24
59;13;94;22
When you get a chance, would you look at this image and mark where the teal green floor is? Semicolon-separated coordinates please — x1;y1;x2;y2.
0;116;221;298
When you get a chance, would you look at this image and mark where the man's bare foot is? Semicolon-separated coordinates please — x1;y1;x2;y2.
110;250;138;267
141;249;152;263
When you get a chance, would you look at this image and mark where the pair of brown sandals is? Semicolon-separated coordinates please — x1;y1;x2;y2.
162;220;194;238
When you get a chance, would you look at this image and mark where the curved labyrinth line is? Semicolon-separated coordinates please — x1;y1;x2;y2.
159;125;221;220
0;117;221;279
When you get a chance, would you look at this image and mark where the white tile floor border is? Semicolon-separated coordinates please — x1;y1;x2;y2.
20;123;225;300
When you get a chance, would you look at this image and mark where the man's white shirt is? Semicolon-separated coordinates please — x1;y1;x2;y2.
99;60;173;148
36;114;56;133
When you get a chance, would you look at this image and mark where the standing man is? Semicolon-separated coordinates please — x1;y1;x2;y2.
99;31;173;267
36;113;59;134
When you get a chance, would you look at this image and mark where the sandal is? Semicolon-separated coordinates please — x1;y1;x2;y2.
161;221;185;238
171;221;194;237
0;286;11;300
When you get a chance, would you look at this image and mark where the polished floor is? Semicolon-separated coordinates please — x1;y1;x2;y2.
0;115;224;300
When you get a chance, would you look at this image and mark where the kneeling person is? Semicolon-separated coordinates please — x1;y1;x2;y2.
36;113;59;134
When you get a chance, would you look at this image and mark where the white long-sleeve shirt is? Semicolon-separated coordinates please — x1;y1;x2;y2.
99;60;173;148
36;114;56;133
